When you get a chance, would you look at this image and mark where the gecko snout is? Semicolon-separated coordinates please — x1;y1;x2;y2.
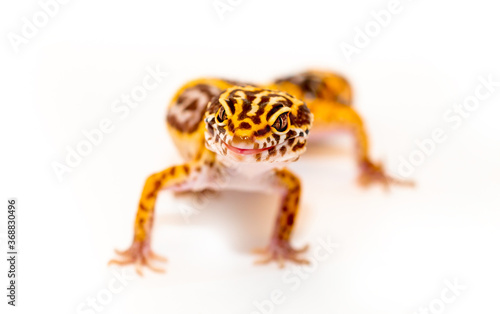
227;134;256;149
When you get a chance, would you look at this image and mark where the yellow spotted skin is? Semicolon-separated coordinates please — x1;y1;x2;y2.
110;81;313;274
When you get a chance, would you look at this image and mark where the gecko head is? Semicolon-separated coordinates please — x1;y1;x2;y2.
204;86;313;163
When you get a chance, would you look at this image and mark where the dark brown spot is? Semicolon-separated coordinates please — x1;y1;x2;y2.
217;125;226;134
289;104;312;127
238;101;253;120
285;130;297;139
239;122;251;129
167;84;222;133
245;94;256;103
207;125;214;137
251;115;261;124
292;141;306;152
227;119;235;133
268;146;277;157
226;98;235;115
255;106;266;117
153;180;162;190
279;146;287;156
259;96;270;105
255;125;271;137
272;134;281;143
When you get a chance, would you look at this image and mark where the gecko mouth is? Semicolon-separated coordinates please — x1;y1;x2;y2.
223;142;274;155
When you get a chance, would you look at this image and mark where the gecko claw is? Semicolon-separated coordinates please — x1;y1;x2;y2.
253;239;309;268
109;240;167;275
358;159;414;189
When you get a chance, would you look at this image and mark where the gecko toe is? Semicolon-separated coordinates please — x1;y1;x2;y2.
253;239;309;267
109;240;167;276
359;160;414;189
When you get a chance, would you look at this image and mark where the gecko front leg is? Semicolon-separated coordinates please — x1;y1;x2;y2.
109;162;199;275
271;71;413;189
340;105;413;188
254;168;309;268
312;100;412;188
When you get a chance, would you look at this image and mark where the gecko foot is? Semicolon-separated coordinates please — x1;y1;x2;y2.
253;238;309;268
358;159;414;189
108;240;167;276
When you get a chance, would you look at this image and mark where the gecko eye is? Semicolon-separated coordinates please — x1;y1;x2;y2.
216;107;227;125
272;113;289;133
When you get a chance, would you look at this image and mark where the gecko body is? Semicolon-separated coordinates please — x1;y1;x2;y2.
110;70;410;274
110;82;313;273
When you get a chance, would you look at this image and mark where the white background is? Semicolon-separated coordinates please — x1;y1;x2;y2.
1;0;500;313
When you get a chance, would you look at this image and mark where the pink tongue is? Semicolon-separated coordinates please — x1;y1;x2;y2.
224;142;273;155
